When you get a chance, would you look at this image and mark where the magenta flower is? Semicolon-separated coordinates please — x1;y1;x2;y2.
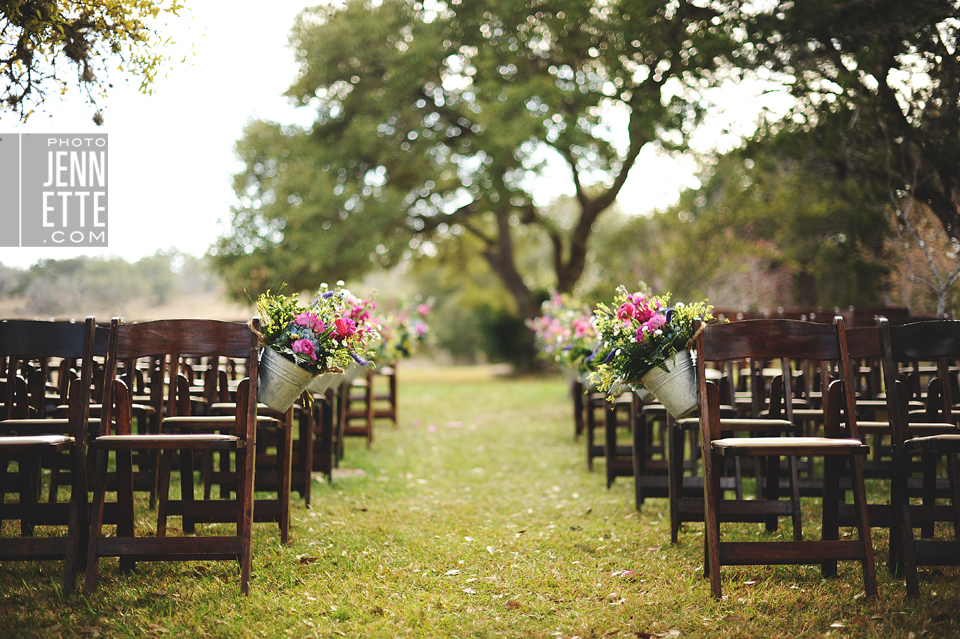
417;304;431;317
617;302;637;321
643;313;667;333
291;338;317;360
334;317;357;340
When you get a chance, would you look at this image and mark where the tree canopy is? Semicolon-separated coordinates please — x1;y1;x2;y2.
211;0;736;318
0;0;185;123
745;0;960;245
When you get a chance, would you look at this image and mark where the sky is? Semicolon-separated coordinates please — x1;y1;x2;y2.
0;2;786;270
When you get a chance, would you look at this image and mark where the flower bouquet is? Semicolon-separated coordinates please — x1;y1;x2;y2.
527;292;601;380
253;283;379;410
589;287;714;418
375;299;432;365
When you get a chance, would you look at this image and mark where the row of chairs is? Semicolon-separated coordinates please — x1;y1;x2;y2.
0;316;280;595
578;315;960;599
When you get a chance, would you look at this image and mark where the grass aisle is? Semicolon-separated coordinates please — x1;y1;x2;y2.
1;367;959;637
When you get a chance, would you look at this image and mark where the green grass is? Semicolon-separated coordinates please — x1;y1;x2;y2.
2;366;959;637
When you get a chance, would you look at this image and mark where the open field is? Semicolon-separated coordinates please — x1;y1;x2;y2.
1;366;958;638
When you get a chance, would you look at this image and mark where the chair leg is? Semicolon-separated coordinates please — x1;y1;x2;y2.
84;449;109;595
634;412;646;510
763;455;780;533
116;449;136;573
948;453;960;538
279;409;293;544
64;439;89;593
365;375;374;448
573;380;584;440
821;454;841;578
921;451;937;538
705;449;723;599
605;404;618;489
667;421;683;543
180;448;196;534
19;453;36;537
789;455;803;542
300;407;314;507
156;449;173;537
238;446;254;595
849;454;878;598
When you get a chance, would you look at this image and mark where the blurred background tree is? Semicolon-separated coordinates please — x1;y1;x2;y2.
211;0;736;322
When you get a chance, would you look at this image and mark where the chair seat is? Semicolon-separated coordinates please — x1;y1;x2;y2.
0;418;69;431
713;436;869;456
0;434;74;452
92;433;242;450
904;433;960;453
163;415;281;429
718;418;793;431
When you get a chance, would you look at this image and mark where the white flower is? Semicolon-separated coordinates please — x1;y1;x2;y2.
654;329;663;336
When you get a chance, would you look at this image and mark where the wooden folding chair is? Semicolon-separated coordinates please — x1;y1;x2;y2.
84;318;260;595
879;317;960;598
697;317;878;599
0;317;96;592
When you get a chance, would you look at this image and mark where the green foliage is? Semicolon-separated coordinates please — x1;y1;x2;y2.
634;138;891;310
0;0;186;122
211;0;737;321
743;1;960;251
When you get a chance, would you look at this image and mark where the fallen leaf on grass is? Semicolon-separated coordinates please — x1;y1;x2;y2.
355;506;368;512
445;569;462;576
299;557;320;565
462;587;477;594
505;600;522;609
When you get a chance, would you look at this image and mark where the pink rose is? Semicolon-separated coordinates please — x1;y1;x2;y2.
291;338;317;360
617;302;637;321
643;313;667;333
417;304;430;317
335;317;357;340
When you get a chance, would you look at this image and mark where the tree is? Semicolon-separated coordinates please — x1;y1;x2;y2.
211;0;735;320
1;0;185;123
651;134;891;310
744;0;960;249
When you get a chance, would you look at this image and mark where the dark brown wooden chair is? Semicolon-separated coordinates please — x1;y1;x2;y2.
879;317;960;598
372;364;398;427
84;318;260;595
584;387;606;470
338;367;375;452
603;392;635;488
0;317;96;593
697;318;877;600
